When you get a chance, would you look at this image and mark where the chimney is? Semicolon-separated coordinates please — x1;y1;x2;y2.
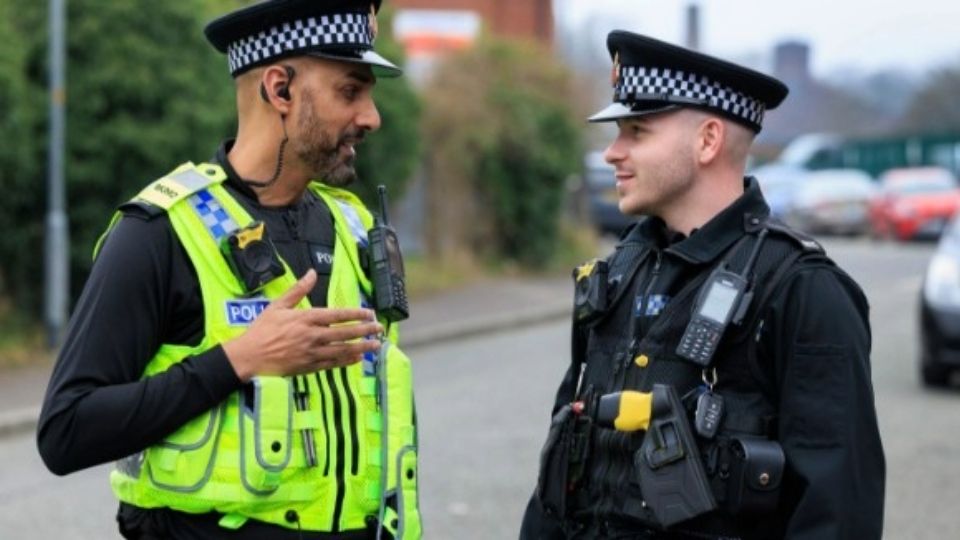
685;2;700;50
774;41;811;87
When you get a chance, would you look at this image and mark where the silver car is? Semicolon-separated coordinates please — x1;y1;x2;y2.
782;169;878;236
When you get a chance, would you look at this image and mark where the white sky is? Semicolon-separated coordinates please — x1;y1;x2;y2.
556;0;960;78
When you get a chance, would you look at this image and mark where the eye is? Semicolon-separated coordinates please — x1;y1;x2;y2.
342;86;360;101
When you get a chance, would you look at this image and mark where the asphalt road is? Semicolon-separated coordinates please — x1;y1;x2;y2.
0;237;955;539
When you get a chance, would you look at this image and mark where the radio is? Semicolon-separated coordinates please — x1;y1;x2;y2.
367;185;409;322
676;230;768;366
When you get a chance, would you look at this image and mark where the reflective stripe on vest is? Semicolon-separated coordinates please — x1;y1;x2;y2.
108;163;421;537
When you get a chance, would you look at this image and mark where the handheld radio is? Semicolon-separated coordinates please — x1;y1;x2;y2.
676;230;768;366
367;185;409;322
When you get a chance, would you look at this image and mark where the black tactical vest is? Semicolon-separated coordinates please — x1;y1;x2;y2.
565;218;829;538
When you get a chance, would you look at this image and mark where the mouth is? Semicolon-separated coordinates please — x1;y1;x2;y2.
338;133;365;159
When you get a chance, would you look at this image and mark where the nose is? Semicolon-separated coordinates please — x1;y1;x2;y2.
603;139;624;166
357;96;381;132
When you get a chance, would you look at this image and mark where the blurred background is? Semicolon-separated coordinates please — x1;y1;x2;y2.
3;1;960;536
5;0;960;351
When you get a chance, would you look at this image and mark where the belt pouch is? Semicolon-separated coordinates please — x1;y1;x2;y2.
725;437;784;516
536;405;583;518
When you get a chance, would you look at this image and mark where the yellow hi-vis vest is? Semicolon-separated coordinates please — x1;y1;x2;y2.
107;163;421;538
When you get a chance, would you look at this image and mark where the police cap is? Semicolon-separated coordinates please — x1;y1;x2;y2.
588;30;788;132
205;0;402;78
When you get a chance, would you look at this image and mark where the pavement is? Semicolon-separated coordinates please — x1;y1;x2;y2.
0;274;573;441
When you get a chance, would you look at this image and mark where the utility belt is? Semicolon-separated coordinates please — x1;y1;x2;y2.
536;385;784;532
566;518;747;540
118;504;383;540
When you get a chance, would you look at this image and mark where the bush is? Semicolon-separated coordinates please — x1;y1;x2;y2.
420;37;587;269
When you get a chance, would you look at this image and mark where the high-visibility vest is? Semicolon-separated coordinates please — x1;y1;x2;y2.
107;163;421;538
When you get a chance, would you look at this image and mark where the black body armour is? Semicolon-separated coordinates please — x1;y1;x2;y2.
231;188;338;308
556;217;828;539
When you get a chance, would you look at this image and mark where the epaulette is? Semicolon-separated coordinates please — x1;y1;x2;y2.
118;199;166;221
745;213;824;253
129;163;227;213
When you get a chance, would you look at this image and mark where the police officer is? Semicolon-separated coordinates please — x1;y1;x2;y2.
520;31;885;539
37;1;422;539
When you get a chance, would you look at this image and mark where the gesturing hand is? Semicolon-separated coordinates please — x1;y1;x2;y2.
223;269;384;381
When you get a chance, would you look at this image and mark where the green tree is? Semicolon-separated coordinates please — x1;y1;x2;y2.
896;62;960;135
0;0;422;326
421;37;586;268
2;0;236;321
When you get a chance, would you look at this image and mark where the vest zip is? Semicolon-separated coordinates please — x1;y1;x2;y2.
283;207;313;275
630;251;664;351
631;251;663;391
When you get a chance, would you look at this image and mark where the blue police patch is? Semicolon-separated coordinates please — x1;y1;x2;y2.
635;295;671;317
225;298;270;325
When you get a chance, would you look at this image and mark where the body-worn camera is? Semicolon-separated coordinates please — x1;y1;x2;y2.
221;221;286;294
573;259;608;325
368;185;409;322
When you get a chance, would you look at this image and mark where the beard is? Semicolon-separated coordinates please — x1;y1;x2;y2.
292;93;365;188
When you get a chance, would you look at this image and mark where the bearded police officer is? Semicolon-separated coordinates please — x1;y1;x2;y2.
37;1;422;539
520;31;885;539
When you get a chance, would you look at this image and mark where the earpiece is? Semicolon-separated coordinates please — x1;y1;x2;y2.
260;65;297;103
278;65;296;100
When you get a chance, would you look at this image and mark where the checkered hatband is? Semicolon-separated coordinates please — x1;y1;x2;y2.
227;13;373;75
615;66;766;128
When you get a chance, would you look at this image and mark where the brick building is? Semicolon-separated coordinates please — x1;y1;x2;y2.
389;0;554;45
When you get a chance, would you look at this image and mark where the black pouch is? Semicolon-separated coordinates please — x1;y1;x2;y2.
725;437;784;516
536;404;592;519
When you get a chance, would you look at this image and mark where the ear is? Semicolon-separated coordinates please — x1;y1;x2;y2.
697;117;725;164
259;65;295;114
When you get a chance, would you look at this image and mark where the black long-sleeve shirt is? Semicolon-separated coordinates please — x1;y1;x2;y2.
35;142;367;539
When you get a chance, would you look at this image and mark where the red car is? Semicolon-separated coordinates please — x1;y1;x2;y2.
868;167;960;241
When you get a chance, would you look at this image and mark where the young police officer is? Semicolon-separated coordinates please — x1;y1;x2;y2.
37;1;421;538
520;31;885;539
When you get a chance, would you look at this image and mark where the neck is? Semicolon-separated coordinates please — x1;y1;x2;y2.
228;133;309;206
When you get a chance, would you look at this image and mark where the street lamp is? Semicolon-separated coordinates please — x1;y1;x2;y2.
45;0;68;349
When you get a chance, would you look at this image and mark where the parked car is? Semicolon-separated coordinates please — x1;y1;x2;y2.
750;162;808;219
781;169;877;236
582;151;639;237
868;166;960;241
919;212;960;386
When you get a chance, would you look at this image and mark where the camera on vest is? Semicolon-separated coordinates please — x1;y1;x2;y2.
221;221;286;294
573;259;608;325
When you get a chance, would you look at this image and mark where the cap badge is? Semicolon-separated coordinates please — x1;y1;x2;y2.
611;52;620;87
369;4;379;41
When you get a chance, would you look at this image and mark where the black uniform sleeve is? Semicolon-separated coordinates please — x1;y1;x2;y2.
37;213;243;475
761;263;885;539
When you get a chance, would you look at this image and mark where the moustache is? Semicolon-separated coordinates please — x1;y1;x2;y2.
338;130;366;147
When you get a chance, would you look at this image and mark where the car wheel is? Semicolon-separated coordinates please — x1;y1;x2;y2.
921;361;952;387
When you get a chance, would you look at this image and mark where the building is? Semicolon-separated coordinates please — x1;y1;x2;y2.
390;0;554;45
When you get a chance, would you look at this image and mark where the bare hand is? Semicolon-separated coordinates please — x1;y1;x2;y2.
223;269;383;381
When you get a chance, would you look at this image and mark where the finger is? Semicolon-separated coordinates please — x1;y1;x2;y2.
271;269;317;310
311;322;383;345
312;339;381;364
306;307;377;326
314;354;365;371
